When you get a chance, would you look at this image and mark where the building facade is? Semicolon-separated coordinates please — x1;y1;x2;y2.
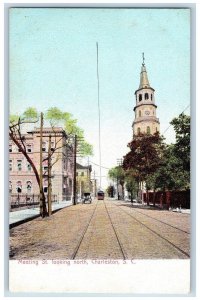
132;56;160;136
76;163;92;197
9;127;74;206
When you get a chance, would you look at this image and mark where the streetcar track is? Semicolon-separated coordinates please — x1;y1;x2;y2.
111;201;190;258
71;200;99;259
103;200;127;260
120;204;190;234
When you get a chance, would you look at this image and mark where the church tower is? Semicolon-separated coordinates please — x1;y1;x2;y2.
132;54;160;136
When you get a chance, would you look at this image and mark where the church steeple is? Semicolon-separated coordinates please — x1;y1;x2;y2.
132;54;160;136
139;53;150;89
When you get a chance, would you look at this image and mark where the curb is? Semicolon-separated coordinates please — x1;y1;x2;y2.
9;205;71;229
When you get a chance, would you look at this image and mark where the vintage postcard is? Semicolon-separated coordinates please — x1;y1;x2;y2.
8;6;192;295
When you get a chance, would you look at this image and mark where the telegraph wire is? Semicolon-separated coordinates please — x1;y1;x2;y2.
162;104;190;135
89;160;110;170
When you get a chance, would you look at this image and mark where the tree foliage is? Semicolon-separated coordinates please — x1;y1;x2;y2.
123;132;165;182
170;113;190;172
45;107;93;156
9;106;94;217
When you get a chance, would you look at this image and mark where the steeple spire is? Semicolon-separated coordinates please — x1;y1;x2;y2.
139;52;150;89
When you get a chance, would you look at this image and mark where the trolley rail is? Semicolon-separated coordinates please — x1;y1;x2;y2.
71;200;99;259
122;204;190;234
103;201;127;260
111;201;190;258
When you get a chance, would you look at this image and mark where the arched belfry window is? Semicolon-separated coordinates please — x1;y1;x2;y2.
145;93;149;100
137;127;141;135
147;126;151;134
151;94;153;100
139;110;141;117
139;94;142;101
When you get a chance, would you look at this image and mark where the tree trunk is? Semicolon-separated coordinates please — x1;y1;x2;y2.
47;135;52;216
121;183;125;200
146;189;149;206
130;191;133;203
153;189;156;207
39;112;47;217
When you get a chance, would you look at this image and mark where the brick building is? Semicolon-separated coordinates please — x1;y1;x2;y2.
9;127;74;206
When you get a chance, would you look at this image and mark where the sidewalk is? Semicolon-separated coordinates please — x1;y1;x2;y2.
172;208;190;214
9;200;73;227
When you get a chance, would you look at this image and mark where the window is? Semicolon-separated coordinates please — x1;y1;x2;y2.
42;142;46;152
51;142;55;152
18;148;22;152
16;181;22;193
27;181;32;193
9;160;12;171
76;172;78;176
43;166;48;172
81;172;84;176
137;127;141;135
139;110;141;117
27;144;32;153
151;94;153;100
145;93;149;100
9;144;12;153
147;126;151;134
44;187;48;193
27;163;32;171
139;94;142;101
9;181;12;193
17;160;22;171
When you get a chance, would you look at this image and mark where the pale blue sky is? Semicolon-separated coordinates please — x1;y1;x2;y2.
9;8;190;188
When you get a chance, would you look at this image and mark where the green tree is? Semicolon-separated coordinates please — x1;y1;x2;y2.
125;170;139;203
9;107;93;217
170;113;190;172
123;132;165;205
153;144;190;192
46;107;93;156
108;166;125;199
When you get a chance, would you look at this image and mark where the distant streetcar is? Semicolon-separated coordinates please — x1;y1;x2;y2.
97;191;104;200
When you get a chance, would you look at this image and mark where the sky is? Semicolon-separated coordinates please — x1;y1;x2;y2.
9;8;190;189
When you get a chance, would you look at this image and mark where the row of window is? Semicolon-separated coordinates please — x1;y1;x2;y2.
76;171;86;176
9;160;32;172
9;181;32;193
42;142;55;152
137;126;158;134
9;180;71;194
9;144;33;153
9;142;55;153
9;160;72;173
138;93;153;102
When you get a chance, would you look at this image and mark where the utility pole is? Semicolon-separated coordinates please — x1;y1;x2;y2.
94;170;97;197
39;112;44;216
47;134;52;216
73;134;77;205
96;42;102;190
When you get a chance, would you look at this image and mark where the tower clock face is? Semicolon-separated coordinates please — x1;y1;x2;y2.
145;111;150;115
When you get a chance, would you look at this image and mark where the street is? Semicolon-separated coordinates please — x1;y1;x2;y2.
10;198;190;260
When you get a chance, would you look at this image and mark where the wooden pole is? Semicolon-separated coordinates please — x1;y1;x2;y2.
48;135;52;216
39;112;44;216
73;135;77;205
